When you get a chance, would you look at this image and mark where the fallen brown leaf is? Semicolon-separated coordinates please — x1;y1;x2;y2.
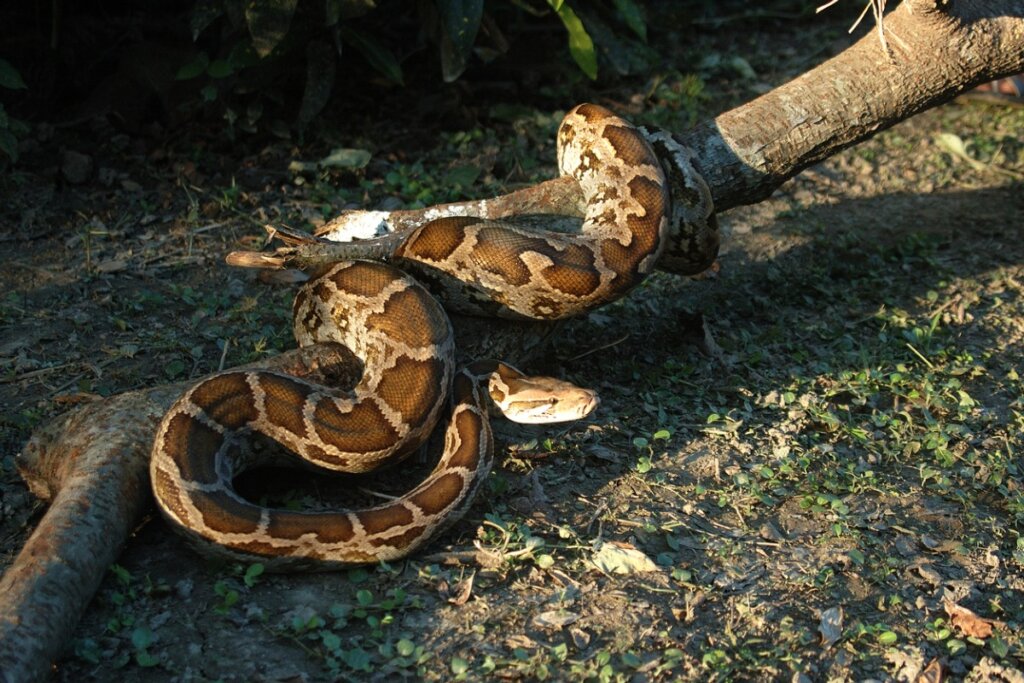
448;573;475;606
914;657;945;683
943;600;999;639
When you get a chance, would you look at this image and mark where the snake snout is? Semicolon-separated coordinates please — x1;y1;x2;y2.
501;379;600;424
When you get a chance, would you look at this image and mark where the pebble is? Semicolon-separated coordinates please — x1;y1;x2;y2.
61;149;93;184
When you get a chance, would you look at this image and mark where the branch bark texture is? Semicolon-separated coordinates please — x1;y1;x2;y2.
682;0;1024;211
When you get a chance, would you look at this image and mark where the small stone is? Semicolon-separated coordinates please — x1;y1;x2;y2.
760;521;785;541
569;627;591;649
175;579;194;599
61;150;93;184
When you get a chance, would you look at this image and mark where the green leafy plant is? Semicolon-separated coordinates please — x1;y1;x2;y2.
0;57;28;166
172;0;656;134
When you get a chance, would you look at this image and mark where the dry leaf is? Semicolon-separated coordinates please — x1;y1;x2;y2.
504;634;537;650
943;600;997;639
915;657;945;683
819;606;843;649
589;542;659;575
319;148;371;170
532;609;579;629
95;258;127;273
448;573;475;606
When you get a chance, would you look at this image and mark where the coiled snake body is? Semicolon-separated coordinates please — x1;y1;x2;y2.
151;104;715;568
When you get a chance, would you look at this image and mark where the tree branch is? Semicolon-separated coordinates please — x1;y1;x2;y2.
0;345;357;683
233;0;1024;271
684;0;1024;210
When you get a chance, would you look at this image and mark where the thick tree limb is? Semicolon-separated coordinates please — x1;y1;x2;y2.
683;0;1024;210
234;0;1024;272
0;345;357;683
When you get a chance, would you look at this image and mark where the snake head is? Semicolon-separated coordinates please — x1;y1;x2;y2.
488;364;599;425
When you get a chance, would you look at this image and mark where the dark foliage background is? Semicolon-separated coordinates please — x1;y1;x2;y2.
0;0;825;162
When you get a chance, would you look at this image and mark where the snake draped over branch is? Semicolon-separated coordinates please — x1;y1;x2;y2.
151;104;718;568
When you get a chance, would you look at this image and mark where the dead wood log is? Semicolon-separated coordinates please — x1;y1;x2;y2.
0;344;357;683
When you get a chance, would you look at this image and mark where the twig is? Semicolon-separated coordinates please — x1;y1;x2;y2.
0;363;77;384
567;333;630;362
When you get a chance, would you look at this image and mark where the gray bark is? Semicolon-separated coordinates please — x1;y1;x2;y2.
680;0;1024;211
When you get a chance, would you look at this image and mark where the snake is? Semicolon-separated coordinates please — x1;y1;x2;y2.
151;103;717;568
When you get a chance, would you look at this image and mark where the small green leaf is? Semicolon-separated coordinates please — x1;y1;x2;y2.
135;651;159;668
110;564;132;586
653;429;671;440
356;589;374;606
396;638;415;657
0;59;26;89
551;3;597;79
339;25;404;86
877;630;898;645
946;638;966;655
321;630;341;650
130;627;152;650
344;646;372;671
536;554;555;569
611;0;646;41
164;359;186;379
621;651;641;668
176;53;210;80
451;657;469;674
444;164;481;188
243;563;264;587
207;59;235;79
671;567;692;582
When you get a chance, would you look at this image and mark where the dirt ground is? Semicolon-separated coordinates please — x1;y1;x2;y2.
2;8;1023;683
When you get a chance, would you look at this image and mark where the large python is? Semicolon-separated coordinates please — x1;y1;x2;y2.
150;261;597;569
152;104;717;568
